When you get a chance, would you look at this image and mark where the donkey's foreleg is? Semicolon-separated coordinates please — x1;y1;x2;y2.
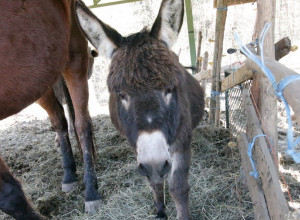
168;153;191;220
64;54;101;213
149;182;167;219
37;88;78;192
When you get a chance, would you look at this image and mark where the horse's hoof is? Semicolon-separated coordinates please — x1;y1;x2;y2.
56;146;62;154
62;182;78;192
55;142;62;154
85;200;102;213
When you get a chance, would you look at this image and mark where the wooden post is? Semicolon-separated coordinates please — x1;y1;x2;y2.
275;37;291;61
209;0;228;126
201;51;209;97
251;0;278;157
196;31;203;72
238;133;270;220
243;90;289;219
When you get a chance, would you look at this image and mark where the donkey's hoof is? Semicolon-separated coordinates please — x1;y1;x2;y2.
156;211;167;219
85;200;102;213
62;182;78;192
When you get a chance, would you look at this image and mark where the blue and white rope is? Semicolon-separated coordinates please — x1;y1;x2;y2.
234;23;300;164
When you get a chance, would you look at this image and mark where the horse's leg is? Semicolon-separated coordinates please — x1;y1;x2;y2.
0;157;44;220
37;88;78;192
149;182;167;219
64;53;101;213
168;153;191;220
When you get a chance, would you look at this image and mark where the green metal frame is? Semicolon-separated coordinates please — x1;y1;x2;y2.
185;0;196;74
90;0;143;8
89;0;197;74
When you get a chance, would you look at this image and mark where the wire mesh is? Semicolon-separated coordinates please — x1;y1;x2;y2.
226;79;252;137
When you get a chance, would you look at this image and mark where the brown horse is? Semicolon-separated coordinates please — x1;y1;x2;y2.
51;46;97;150
0;1;101;219
76;0;204;219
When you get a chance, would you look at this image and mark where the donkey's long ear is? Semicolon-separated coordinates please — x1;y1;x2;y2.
75;0;122;58
150;0;184;48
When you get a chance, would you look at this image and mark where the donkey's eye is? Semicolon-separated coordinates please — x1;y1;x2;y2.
118;92;126;100
165;86;174;95
163;86;174;105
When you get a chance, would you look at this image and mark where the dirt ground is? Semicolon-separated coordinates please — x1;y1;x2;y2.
0;104;255;220
0;1;299;219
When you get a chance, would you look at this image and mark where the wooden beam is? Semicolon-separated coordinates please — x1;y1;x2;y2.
275;37;291;61
221;65;253;92
209;0;228;126
241;37;292;61
243;90;289;220
196;31;203;72
245;57;300;126
225;37;291;92
201;51;209;97
251;0;278;158
194;69;212;82
214;0;254;7
238;133;270;220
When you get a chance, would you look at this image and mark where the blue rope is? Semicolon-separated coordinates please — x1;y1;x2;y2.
276;76;300;163
248;38;258;46
211;91;221;109
217;7;228;10
234;23;300;164
211;91;221;96
248;134;267;179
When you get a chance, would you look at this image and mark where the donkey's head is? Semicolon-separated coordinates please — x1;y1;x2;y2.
76;0;185;183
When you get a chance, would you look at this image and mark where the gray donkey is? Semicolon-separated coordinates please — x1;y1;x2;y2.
75;0;204;219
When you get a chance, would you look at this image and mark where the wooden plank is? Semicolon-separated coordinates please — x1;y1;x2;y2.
194;69;212;82
196;31;203;72
201;51;209;97
237;133;270;220
221;65;253;92
243;90;290;220
275;37;291;61
214;0;254;8
209;0;228;126
245;57;300;126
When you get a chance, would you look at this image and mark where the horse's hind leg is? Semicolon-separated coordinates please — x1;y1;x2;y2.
37;88;78;192
0;157;44;220
64;53;101;213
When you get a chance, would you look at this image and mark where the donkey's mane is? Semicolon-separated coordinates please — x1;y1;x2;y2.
107;29;181;93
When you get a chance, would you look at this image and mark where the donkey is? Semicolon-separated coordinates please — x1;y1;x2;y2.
76;0;204;219
0;0;101;218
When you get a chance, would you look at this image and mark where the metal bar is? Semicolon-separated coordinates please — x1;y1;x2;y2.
89;0;143;8
93;0;101;5
185;0;197;74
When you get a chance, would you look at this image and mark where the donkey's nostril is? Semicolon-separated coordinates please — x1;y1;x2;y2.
159;160;171;177
137;163;153;177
